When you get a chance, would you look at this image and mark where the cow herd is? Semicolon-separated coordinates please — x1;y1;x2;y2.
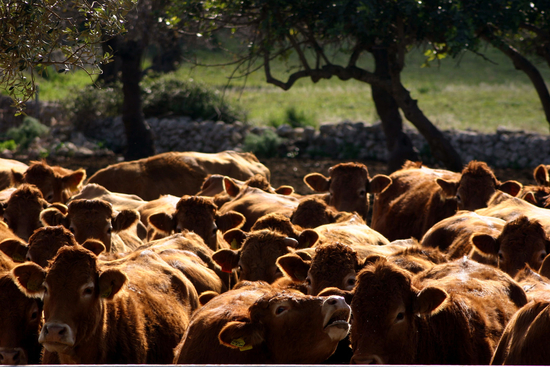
2;150;550;364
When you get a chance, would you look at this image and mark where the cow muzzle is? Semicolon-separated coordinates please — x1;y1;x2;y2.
39;322;76;353
322;296;351;341
0;348;27;365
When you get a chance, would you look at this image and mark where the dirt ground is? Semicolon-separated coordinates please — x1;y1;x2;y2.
47;155;538;196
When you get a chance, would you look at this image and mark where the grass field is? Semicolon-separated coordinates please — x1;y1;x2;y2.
34;44;550;135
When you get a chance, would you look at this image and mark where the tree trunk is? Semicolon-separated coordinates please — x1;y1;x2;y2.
96;36;122;85
371;47;419;173
151;31;182;73
119;40;156;160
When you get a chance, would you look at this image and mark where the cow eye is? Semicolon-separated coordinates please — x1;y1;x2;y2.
395;312;405;322
275;305;288;315
83;287;94;296
305;277;311;286
498;252;504;260
46;194;54;202
69;227;75;234
347;278;356;286
107;227;112;235
359;189;366;197
175;227;182;234
456;194;462;203
541;253;547;261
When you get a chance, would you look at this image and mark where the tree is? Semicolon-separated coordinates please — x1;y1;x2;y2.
0;0;135;113
169;0;466;171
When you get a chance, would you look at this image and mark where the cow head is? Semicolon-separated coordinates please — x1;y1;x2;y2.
13;161;86;204
0;184;54;241
472;216;550;278
218;292;350;363
11;243;123;356
437;161;522;211
213;229;317;283
277;242;361;295
40;199;139;253
0;273;43;365
349;258;447;364
304;163;391;220
148;195;245;251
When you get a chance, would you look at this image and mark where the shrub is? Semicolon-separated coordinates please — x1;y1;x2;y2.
243;130;285;158
269;106;317;128
6;116;50;149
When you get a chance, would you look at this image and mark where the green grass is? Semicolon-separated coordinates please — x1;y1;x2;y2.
28;44;550;134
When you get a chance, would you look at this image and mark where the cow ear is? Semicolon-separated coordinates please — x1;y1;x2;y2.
11;262;46;296
219;321;264;351
297;229;319;248
318;287;354;304
534;164;550;186
471;233;499;255
369;175;392;194
223;229;247;250
304;173;331;193
539;253;550;279
0;238;29;262
499;180;522;197
199;291;219;306
48;202;68;214
223;177;241;198
276;253;310;281
112;209;140;232
212;249;241;273
98;268;127;299
61;169;86;191
10;169;24;187
82;239;105;256
216;211;246;233
360;255;386;268
436;178;459;198
148;212;175;233
274;185;294;195
413;286;447;315
40;207;68;227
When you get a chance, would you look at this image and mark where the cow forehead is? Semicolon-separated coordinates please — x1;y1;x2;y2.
46;248;99;284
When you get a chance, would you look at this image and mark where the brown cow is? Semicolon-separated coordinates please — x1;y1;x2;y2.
147;195;245;250
472;216;550;278
12;244;199;364
290;197;355;229
349;257;526;364
0;254;43;365
372;161;522;241
491;300;550;365
218;185;300;232
0;158;27;191
420;211;506;260
174;281;351;364
86;150;270;201
11;160;86;203
40;199;142;253
213;228;318;283
303;162;392;220
0;184;51;241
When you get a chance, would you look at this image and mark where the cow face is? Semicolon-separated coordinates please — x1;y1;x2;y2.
41;199;139;253
214;229;299;283
472;216;550;278
437;161;522;211
278;243;360;295
0;274;43;365
304;163;391;220
1;184;48;241
149;196;245;251
349;259;446;364
18;162;86;204
219;293;351;364
12;244;122;356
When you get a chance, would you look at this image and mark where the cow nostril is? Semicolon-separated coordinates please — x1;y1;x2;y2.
0;350;21;364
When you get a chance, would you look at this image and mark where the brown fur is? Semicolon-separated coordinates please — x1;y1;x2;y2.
491;300;550;365
291;197;341;229
0;158;27;191
27;226;79;268
350;258;526;364
2;184;48;241
174;282;350;364
12;245;198;364
87;151;270;201
251;213;302;239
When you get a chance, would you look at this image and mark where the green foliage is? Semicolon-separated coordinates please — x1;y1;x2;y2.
269;106;317;128
64;84;123;130
6;116;50;149
0;140;17;151
141;77;245;122
0;0;137;113
243;130;285;158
